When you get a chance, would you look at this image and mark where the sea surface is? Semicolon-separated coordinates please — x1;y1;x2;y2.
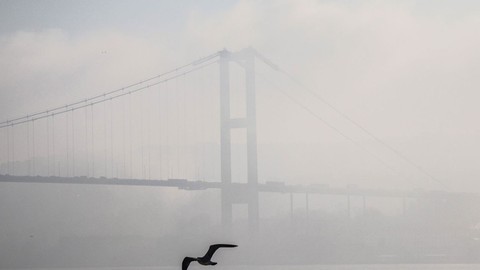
8;265;480;270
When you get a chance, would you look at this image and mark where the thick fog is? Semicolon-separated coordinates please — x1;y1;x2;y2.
1;0;480;269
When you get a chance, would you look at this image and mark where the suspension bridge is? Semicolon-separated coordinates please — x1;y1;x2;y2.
0;47;477;231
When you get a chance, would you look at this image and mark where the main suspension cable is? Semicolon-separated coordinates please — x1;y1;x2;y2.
0;52;221;127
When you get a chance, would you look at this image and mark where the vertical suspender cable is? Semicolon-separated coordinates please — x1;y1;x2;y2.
212;65;217;180
47;114;50;175
2;127;5;174
202;68;207;179
182;73;187;178
122;95;126;178
192;72;196;179
66;107;69;177
1;129;3;174
202;67;208;179
6;124;10;174
184;74;188;178
3;126;5;174
72;109;75;176
176;76;180;177
209;65;214;179
198;70;203;179
166;81;170;178
91;104;94;177
141;94;145;179
104;100;107;177
110;99;114;178
52;115;55;176
147;93;151;180
27;119;30;175
85;105;89;177
32;120;35;175
194;70;199;179
179;75;183;178
198;68;203;179
11;124;15;175
181;75;188;178
129;93;133;178
158;84;163;179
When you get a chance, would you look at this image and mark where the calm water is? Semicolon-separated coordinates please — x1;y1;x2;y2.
11;265;480;270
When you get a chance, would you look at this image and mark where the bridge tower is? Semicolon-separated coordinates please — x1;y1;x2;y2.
219;48;259;232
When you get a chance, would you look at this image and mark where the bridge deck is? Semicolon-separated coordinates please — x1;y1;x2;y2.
1;174;477;199
0;175;480;198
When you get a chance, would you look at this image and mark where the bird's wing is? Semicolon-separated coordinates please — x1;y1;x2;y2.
182;257;197;270
203;244;238;260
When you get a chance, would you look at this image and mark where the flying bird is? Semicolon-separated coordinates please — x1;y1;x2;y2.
182;244;237;270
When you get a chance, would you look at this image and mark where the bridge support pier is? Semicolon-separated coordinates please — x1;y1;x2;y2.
219;48;259;232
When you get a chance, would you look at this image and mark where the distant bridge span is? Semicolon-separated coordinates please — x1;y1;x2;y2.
1;174;477;200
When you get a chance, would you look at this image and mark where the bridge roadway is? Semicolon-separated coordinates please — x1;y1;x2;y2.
0;174;478;199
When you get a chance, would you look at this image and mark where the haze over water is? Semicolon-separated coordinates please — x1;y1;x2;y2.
1;1;480;269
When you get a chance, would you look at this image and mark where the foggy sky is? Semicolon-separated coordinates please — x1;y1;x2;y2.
2;1;480;268
1;0;480;192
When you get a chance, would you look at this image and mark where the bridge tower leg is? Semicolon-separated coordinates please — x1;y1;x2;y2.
219;48;259;232
219;50;233;229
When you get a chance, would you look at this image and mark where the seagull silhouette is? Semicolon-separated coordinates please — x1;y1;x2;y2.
182;244;237;270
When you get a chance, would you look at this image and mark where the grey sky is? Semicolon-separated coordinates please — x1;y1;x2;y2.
3;3;480;268
1;0;480;192
0;0;236;34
